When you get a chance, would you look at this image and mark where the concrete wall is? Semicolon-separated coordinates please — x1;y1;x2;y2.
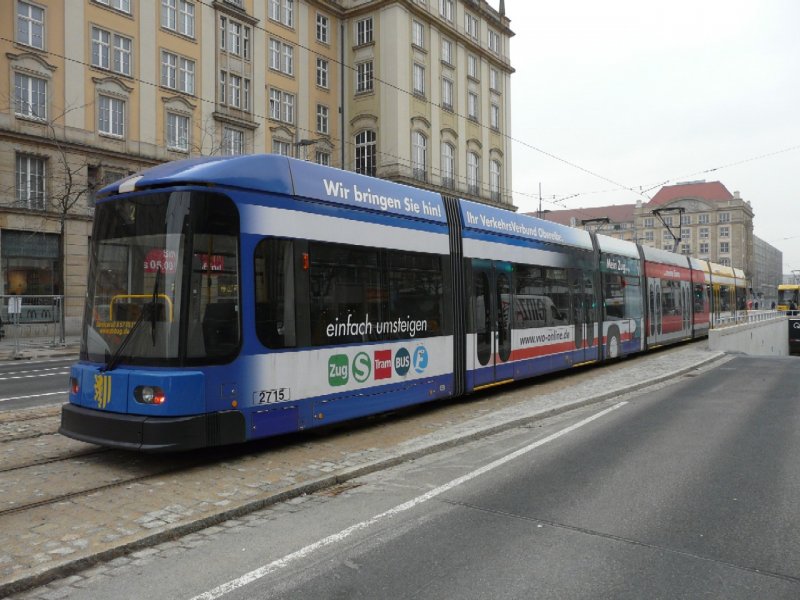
708;317;789;356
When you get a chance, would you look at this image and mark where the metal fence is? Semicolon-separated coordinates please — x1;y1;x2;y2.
0;295;66;351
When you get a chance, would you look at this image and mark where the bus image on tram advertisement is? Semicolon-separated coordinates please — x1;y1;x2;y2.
777;284;800;312
59;154;752;451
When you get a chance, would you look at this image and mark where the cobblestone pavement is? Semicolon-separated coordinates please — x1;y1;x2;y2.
0;343;728;597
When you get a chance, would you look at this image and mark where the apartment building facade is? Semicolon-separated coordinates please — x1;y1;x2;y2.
541;181;771;288
0;0;514;332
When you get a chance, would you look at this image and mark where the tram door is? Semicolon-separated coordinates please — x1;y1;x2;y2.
649;279;663;338
471;260;513;388
569;269;598;365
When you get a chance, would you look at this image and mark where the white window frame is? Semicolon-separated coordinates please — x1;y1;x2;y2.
490;103;500;130
17;1;45;49
490;160;501;200
356;17;373;45
488;30;501;54
441;77;453;110
162;0;195;37
316;13;329;43
166;111;190;152
412;21;424;49
465;12;479;40
720;242;730;254
719;212;731;223
412;131;427;180
272;139;292;156
222;126;244;156
413;63;425;96
316;151;330;166
441;38;453;65
14;72;47;120
16;153;46;210
355;129;377;176
467;91;479;121
316;58;329;88
439;0;453;22
489;68;500;92
467;54;479;80
98;95;125;137
467;151;480;194
316;104;329;134
357;61;374;93
96;0;131;14
441;142;455;189
720;226;730;238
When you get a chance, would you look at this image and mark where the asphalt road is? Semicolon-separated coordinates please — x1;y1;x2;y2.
0;357;75;412
31;355;800;600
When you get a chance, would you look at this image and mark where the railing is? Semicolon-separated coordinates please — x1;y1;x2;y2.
0;295;66;353
714;310;782;327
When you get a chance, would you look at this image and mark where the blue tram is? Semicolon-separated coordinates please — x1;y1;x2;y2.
59;155;739;451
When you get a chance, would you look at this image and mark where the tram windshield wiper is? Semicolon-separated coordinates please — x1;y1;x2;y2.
102;267;161;373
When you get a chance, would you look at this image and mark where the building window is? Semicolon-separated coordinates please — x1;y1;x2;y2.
15;154;46;210
464;12;479;40
222;127;244;155
356;61;373;93
488;29;501;54
719;212;730;223
2;230;60;295
441;142;455;189
490;103;500;130
269;39;293;75
490;160;501;202
441;77;453;111
272;140;292;156
439;0;453;22
467;91;479;121
681;214;691;225
268;88;294;123
681;244;691;255
316;13;329;43
720;226;730;238
221;17;250;59
698;213;709;224
699;227;709;239
441;38;453;65
412;21;424;49
413;63;425;96
720;258;730;267
96;0;131;13
467;152;480;195
467;54;479;79
92;28;132;76
355;130;376;176
17;1;44;49
161;0;195;37
98;95;125;137
269;0;294;27
356;17;373;45
412;131;427;182
316;104;329;134
643;217;654;228
645;231;654;242
166;112;190;152
316;58;329;88
315;151;330;166
720;242;730;254
490;68;500;92
14;73;47;120
699;242;709;254
161;51;195;94
681;228;690;239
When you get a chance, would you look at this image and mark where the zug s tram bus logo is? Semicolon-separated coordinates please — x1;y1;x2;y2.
94;374;112;409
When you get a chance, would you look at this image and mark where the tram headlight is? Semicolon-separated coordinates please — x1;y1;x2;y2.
135;385;166;405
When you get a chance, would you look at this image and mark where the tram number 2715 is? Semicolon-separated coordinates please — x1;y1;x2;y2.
253;388;291;404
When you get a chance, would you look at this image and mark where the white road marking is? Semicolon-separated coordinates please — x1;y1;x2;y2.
0;391;68;403
189;401;628;600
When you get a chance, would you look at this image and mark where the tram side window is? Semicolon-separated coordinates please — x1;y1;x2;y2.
693;283;707;313
254;239;296;349
308;241;445;346
545;268;570;325
603;273;642;320
661;279;680;315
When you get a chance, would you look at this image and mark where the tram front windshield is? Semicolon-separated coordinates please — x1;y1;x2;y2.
81;191;240;366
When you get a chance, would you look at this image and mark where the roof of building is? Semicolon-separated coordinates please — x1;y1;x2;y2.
531;204;636;226
648;181;734;206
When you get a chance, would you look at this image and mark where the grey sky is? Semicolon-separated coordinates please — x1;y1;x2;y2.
503;0;800;274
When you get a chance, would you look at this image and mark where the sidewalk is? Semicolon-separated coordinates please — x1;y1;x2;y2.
0;343;729;596
0;334;80;361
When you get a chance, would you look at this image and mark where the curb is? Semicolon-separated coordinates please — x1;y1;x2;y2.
0;350;729;597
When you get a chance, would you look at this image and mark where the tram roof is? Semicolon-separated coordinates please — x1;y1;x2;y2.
459;199;594;251
98;154;448;225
